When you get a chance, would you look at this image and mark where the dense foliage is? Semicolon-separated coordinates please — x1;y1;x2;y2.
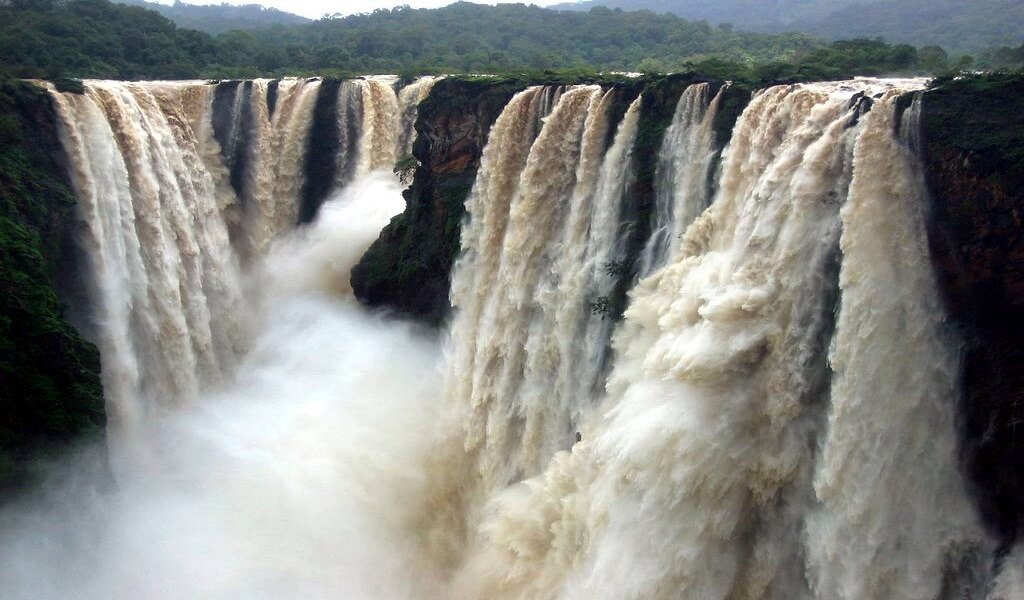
551;0;863;31
0;0;219;79
0;0;951;79
0;76;104;490
247;3;824;75
120;0;309;34
798;0;1024;55
553;0;1024;54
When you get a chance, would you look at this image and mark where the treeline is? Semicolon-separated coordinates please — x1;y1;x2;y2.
551;0;1024;55
0;0;1021;81
0;0;218;79
247;3;824;75
119;0;309;35
803;0;1024;56
0;75;105;488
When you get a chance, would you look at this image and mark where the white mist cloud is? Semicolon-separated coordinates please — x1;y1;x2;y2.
0;172;446;600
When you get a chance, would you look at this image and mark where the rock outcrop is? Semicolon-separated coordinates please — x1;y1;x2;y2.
351;74;749;325
920;73;1024;551
351;78;526;325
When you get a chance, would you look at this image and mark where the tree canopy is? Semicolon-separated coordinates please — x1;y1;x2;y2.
551;0;1024;54
0;0;1021;81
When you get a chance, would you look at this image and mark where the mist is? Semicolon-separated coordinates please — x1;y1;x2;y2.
0;172;442;600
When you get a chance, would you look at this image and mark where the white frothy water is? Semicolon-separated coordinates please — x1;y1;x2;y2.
430;88;647;559
14;76;1001;600
442;79;989;599
0;173;442;600
989;545;1024;600
49;81;249;465
45;78;436;467
640;82;725;275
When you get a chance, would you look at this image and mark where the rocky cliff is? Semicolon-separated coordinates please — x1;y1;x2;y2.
0;78;104;492
920;73;1024;552
350;78;526;326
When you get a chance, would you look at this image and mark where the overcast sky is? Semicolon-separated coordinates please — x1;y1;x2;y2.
155;1;565;19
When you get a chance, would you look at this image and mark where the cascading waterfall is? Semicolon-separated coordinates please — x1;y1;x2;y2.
212;76;437;250
806;91;984;600
396;75;442;159
333;76;411;190
49;81;247;462
444;79;989;599
356;76;402;177
640;82;725;275
210;78;323;257
44;76;436;468
11;73;1004;600
240;78;322;256
433;87;646;554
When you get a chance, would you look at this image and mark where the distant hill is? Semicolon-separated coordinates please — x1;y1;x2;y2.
118;0;308;33
807;0;1024;54
5;0;1016;80
548;0;856;31
549;0;1024;53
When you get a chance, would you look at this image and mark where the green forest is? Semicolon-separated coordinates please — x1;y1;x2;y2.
1;0;1021;81
120;0;309;34
0;76;104;488
552;0;1024;55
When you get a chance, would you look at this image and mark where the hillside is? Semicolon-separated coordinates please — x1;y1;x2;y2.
549;0;856;30
118;0;308;33
0;0;826;78
0;0;1018;80
551;0;1024;53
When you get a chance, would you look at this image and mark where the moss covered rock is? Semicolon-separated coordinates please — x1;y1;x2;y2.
0;78;104;492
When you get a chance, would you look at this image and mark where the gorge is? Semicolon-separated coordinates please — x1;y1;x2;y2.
0;72;1021;599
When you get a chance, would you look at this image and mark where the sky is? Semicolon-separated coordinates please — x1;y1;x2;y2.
156;0;565;19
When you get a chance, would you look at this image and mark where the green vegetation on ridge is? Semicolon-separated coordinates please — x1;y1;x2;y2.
118;0;309;34
0;76;105;490
5;0;1017;81
552;0;1024;55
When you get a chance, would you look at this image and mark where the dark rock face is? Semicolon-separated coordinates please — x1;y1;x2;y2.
350;78;526;326
920;74;1024;551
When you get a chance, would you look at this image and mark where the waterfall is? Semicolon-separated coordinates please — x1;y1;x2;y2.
433;87;646;549
26;74;1002;599
207;78;323;257
243;78;322;256
45;77;437;468
330;76;430;190
397;76;442;159
443;79;987;599
640;82;726;275
49;81;248;463
807;91;984;600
